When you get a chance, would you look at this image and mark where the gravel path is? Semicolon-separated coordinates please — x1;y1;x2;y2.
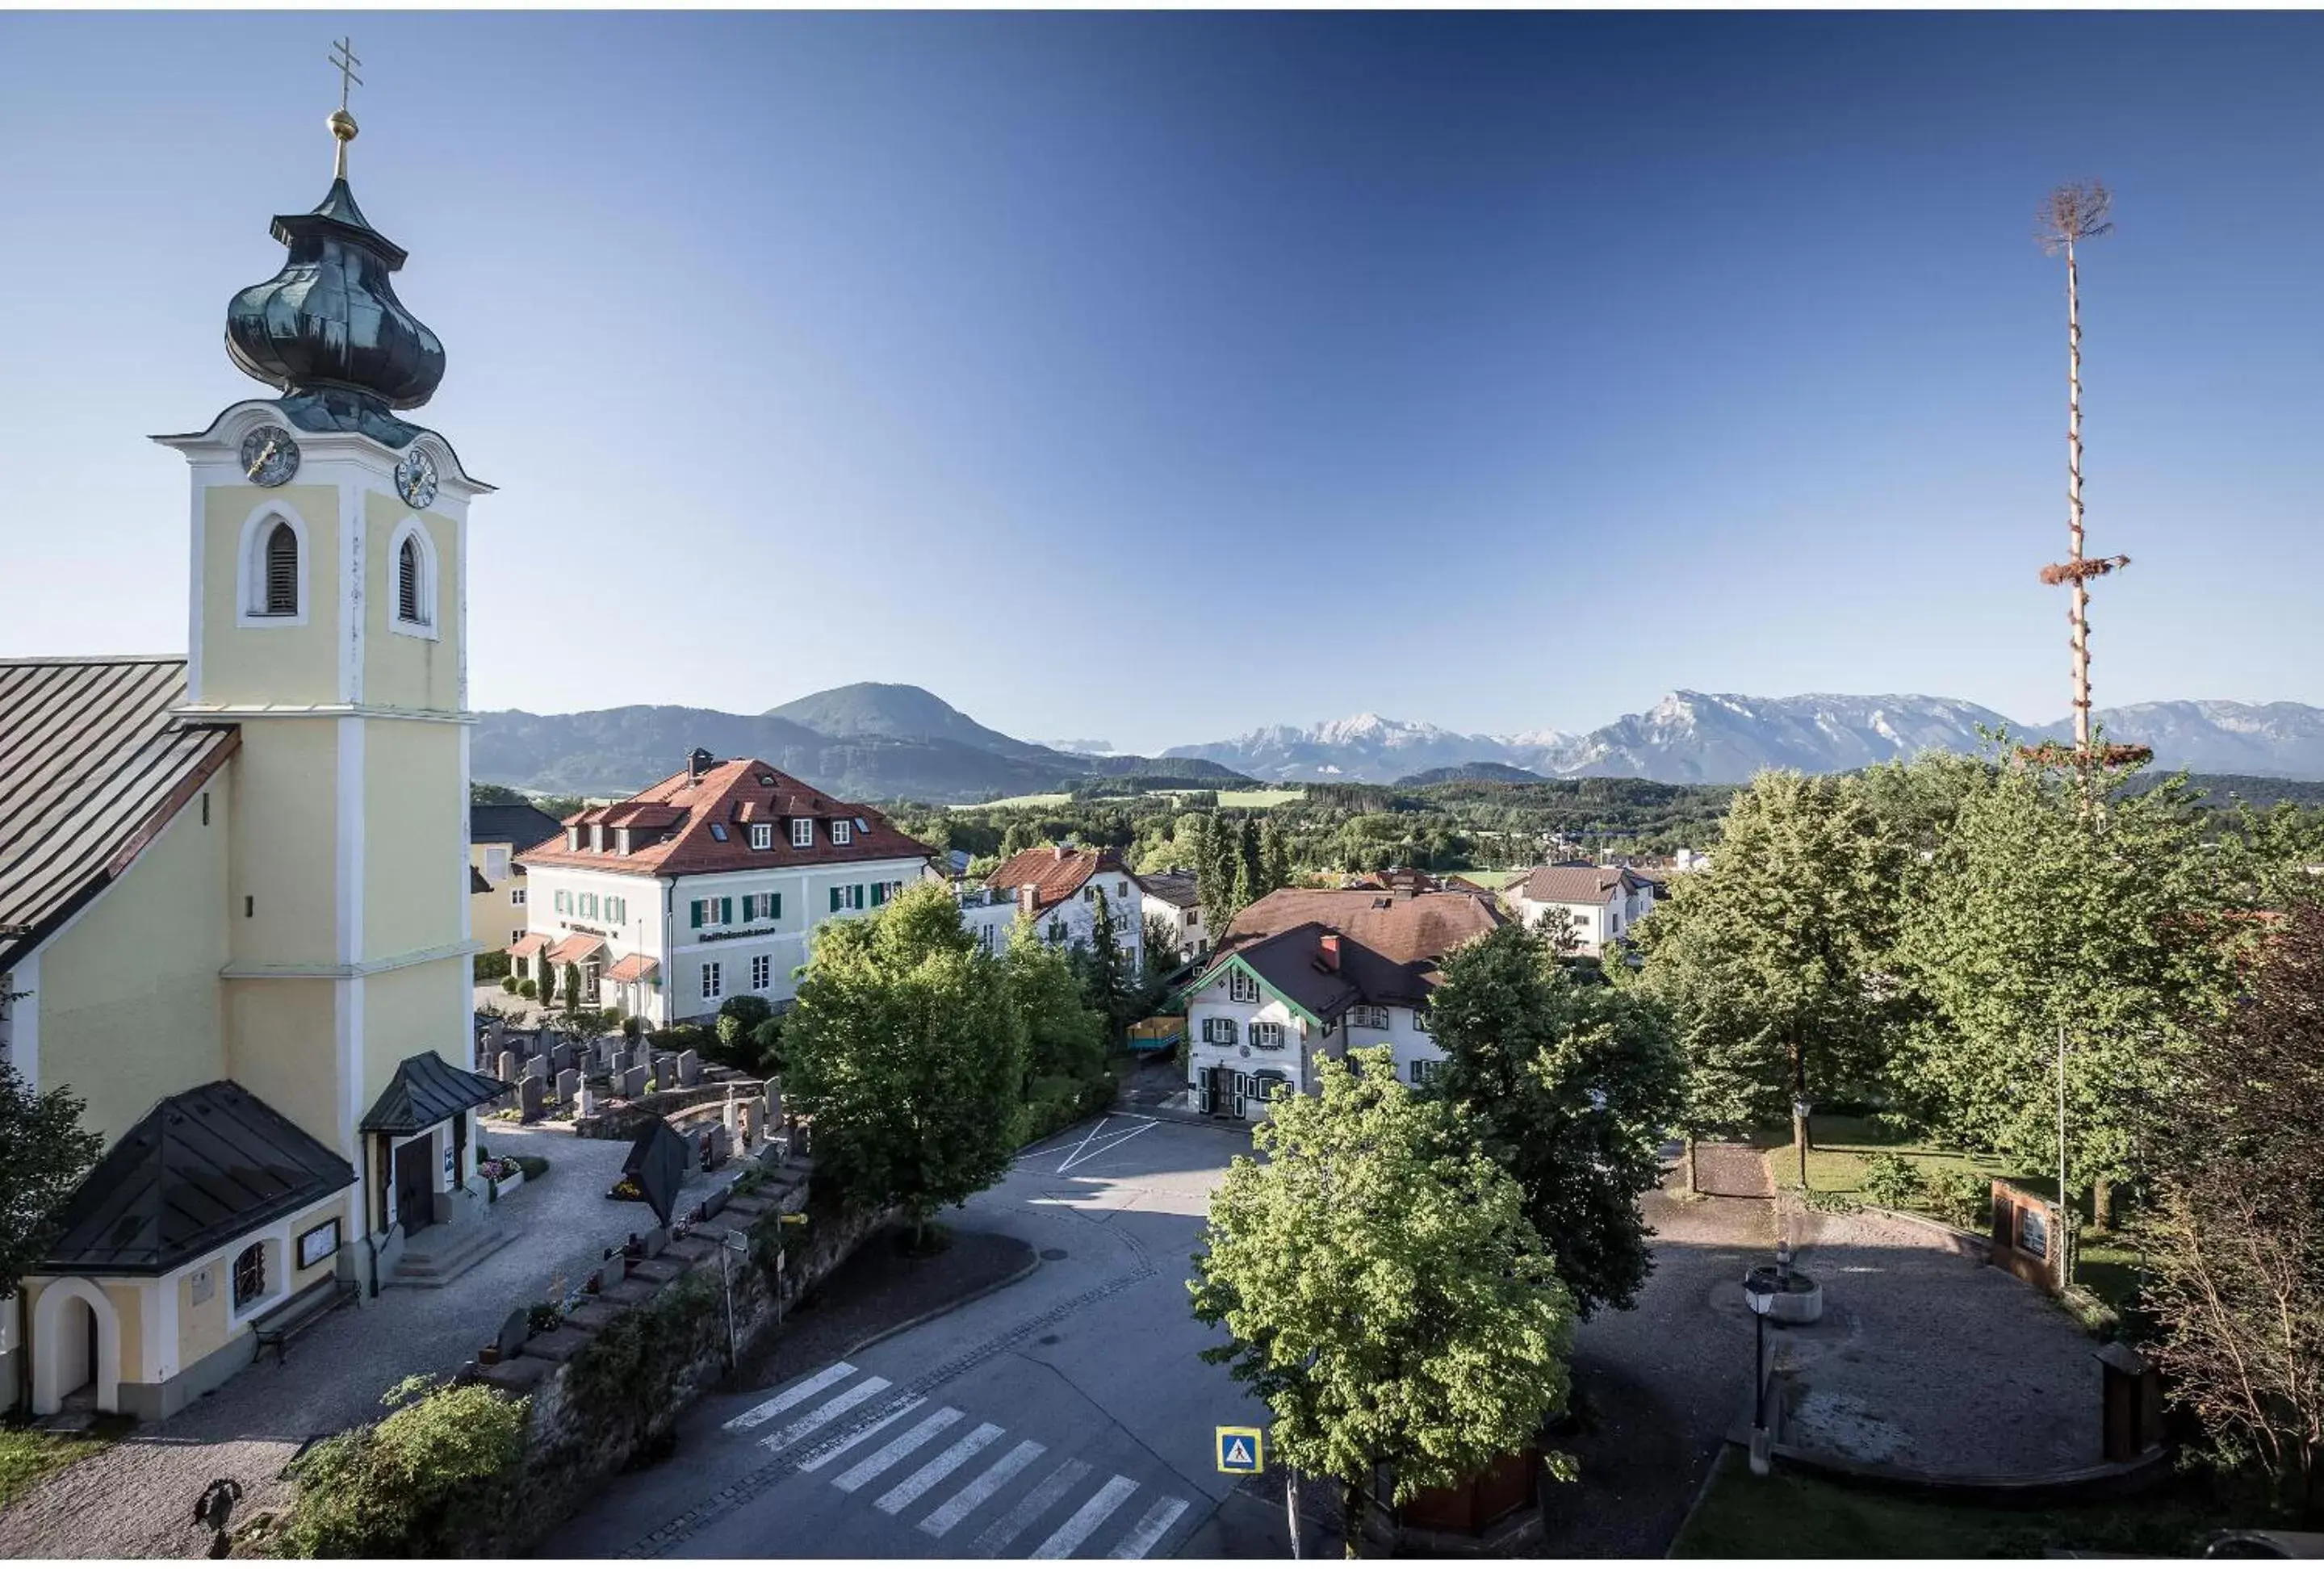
0;1123;742;1559
1778;1206;2099;1475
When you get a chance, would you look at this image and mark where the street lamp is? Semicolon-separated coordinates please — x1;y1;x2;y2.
1742;1264;1784;1476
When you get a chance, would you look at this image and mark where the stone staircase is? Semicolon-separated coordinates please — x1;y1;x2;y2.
387;1220;516;1288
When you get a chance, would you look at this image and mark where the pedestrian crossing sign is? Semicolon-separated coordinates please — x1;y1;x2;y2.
1215;1426;1264;1474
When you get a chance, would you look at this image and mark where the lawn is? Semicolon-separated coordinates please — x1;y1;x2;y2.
0;1414;129;1511
1756;1115;2152;1314
1671;1446;2238;1558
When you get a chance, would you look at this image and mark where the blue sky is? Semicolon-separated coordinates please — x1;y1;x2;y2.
2;12;2319;754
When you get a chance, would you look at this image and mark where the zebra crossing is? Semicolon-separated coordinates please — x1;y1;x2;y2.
722;1361;1194;1558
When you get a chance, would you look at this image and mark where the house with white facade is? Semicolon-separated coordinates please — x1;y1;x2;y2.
1503;864;1660;956
957;844;1145;973
1137;868;1206;960
511;751;937;1024
1179;889;1505;1119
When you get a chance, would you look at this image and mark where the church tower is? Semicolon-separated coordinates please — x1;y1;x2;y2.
153;71;489;1203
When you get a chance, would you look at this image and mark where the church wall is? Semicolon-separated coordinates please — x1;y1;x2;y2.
361;956;471;1111
34;783;231;1147
362;495;460;713
199;482;340;708
226;719;342;970
362;720;466;962
223;978;341;1153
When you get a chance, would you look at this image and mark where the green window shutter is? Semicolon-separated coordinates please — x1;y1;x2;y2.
773;893;782;919
870;883;885;908
720;897;733;924
855;885;866;910
689;899;703;928
830;887;842;914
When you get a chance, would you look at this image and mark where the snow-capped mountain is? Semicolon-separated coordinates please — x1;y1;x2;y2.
1164;713;1522;782
1165;694;2324;784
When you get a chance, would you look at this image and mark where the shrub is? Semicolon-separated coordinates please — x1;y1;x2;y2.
1861;1152;1922;1211
1920;1169;1990;1231
517;979;538;1001
475;950;512;983
500;976;518;995
266;1379;526;1556
622;1015;646;1044
514;1155;548;1181
750;1017;785;1077
526;1301;563;1336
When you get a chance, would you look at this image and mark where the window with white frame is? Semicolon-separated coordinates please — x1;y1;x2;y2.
484;847;510;881
832;819;852;847
1229;971;1261;1004
701;962;722;1002
1408;1057;1440;1086
1202;1017;1239;1045
510;927;526;943
387;519;437;632
750;823;773;850
1350;1004;1389;1030
751;953;772;990
1251;1022;1286;1050
243;513;306;621
792;818;814;847
510;887;526;906
1412;1006;1432;1034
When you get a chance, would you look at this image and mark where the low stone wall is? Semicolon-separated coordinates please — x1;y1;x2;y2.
573;1079;771;1142
463;1158;887;1555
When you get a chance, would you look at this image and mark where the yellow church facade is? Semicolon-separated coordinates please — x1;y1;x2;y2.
0;102;505;1419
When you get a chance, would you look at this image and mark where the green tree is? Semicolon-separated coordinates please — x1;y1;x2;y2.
537;959;558;1010
1893;754;2242;1231
1075;887;1139;1042
714;994;774;1072
0;1061;104;1302
1629;770;1909;1186
2141;898;2324;1521
1006;921;1110;1127
1261;818;1294;896
783;882;1028;1248
1429;922;1685;1319
1197;814;1238;939
1234;817;1265;914
1190;1049;1576;1554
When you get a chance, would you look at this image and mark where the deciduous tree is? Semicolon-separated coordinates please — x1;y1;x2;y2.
0;1061;104;1302
1430;922;1685;1318
783;883;1026;1248
1190;1049;1576;1554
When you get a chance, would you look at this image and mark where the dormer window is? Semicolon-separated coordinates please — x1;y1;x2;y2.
589;823;604;852
617;827;633;855
832;819;852;847
566;827;580;851
750;823;773;851
791;818;814;848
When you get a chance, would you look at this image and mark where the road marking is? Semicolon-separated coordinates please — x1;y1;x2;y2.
1031;1473;1141;1558
795;1396;928;1471
874;1421;1004;1514
723;1361;856;1431
917;1438;1046;1538
758;1376;891;1453
969;1458;1092;1555
1023;1115;1160;1169
1056;1119;1158;1174
1104;1493;1190;1559
831;1407;963;1492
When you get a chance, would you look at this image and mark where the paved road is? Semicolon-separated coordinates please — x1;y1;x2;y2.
541;1113;1282;1559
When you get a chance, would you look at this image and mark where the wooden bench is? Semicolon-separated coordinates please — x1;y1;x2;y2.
250;1276;358;1365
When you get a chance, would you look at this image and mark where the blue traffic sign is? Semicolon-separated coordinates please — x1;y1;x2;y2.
1215;1425;1265;1474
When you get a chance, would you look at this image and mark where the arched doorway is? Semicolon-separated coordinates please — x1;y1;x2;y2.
31;1278;122;1415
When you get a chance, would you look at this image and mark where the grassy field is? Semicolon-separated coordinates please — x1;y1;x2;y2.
1758;1115;2152;1315
0;1415;129;1511
1213;788;1304;809
1672;1446;2237;1558
1443;867;1526;890
969;791;1074;810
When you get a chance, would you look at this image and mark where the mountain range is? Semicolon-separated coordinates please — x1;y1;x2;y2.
1167;693;2324;784
471;684;2324;801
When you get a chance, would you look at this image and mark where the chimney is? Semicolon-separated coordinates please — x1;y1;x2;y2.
1018;885;1037;917
686;747;714;781
1319;932;1341;972
1053;844;1069;862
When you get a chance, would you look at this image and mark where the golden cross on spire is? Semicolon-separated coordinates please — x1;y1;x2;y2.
325;37;363;179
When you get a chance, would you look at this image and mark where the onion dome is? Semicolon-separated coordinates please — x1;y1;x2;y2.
224;103;444;444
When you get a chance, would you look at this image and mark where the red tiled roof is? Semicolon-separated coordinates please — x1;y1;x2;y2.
546;932;606;964
604;953;659;985
985;844;1137;916
506;933;551;959
515;757;936;878
1194;889;1506;1015
1510;864;1645;906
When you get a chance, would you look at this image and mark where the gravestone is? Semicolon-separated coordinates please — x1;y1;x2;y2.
525;1054;551;1084
706;1123;731;1168
496;1308;530;1362
642;1226;670;1260
619;1065;647;1100
655;1052;679;1090
519;1074;546;1123
497;1050;520;1086
676;1050;701;1088
735;1100;757;1150
576;1079;595;1119
551;1042;576;1076
556;1068;581;1107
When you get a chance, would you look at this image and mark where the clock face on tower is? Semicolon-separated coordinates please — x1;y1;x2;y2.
394;447;439;510
239;425;300;487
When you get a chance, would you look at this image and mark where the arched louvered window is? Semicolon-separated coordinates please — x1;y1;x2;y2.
263;523;299;616
397;535;422;623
